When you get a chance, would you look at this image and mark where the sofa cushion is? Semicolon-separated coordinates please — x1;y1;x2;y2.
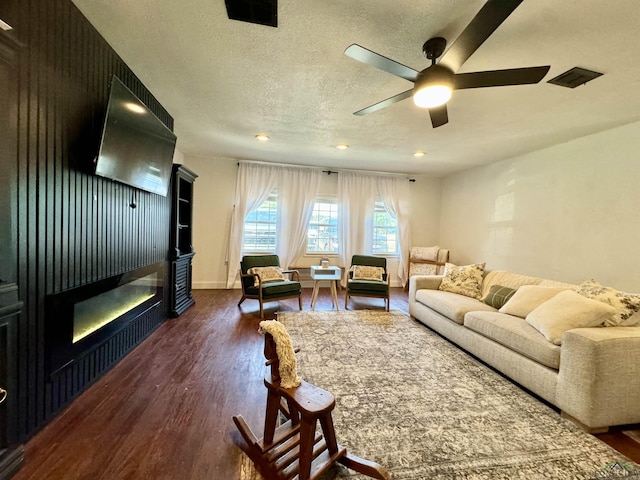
480;270;576;299
415;289;495;325
482;285;516;309
438;262;486;299
576;279;640;327
464;311;561;369
526;290;616;345
498;285;570;318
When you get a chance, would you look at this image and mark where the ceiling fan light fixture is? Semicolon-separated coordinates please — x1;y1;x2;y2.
412;64;453;109
413;85;452;108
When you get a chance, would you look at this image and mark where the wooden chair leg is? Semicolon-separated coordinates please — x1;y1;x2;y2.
318;412;339;455
298;294;302;311
297;417;317;480
260;301;264;319
344;293;349;310
238;295;246;306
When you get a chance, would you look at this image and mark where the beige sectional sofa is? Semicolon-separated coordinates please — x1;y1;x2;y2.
409;270;640;432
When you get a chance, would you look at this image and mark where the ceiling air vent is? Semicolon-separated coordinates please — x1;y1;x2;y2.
547;67;603;88
225;0;277;28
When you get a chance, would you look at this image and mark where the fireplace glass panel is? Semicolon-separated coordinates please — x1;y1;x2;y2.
73;272;159;343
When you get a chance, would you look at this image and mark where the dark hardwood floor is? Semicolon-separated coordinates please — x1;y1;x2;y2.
13;288;640;479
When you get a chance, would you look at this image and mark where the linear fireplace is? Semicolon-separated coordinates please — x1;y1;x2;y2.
46;262;164;375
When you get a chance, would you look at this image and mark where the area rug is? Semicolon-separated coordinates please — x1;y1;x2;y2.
240;310;640;479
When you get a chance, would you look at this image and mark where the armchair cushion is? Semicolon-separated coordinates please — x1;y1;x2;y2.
245;280;301;299
352;265;385;281
247;266;285;286
347;279;389;294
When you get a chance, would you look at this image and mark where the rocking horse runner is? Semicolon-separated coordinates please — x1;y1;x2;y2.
233;320;389;480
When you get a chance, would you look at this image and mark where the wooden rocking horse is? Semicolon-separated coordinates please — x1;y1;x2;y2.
233;320;389;480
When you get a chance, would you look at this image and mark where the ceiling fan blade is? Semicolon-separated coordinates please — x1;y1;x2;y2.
429;105;448;128
453;66;550;89
440;0;525;72
345;44;418;82
353;89;413;116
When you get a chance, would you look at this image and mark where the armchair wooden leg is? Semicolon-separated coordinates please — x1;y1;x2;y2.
238;295;246;306
298;295;302;311
260;302;264;319
344;293;349;310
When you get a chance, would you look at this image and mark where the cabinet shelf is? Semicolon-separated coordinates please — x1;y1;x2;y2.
169;164;198;317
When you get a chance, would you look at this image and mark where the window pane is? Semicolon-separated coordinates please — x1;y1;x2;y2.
243;194;277;253
373;200;398;254
306;199;339;254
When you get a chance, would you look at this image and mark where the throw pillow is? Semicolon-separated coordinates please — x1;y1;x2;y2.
498;285;569;318
438;263;486;299
248;266;285;287
482;285;516;309
576;279;640;327
526;290;616;345
352;265;385;281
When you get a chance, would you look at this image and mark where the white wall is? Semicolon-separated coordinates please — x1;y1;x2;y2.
182;156;442;289
439;120;640;292
182;155;237;289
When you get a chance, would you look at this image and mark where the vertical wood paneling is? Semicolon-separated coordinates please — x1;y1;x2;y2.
7;0;175;440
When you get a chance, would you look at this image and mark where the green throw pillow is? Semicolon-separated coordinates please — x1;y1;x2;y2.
482;285;516;309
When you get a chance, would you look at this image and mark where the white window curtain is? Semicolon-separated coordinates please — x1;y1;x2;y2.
226;162;279;288
276;167;322;270
338;172;377;285
377;176;412;287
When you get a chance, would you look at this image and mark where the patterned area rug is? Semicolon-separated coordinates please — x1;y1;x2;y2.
240;310;640;479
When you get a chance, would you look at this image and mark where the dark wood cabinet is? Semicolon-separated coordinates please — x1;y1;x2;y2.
0;284;23;480
169;164;198;317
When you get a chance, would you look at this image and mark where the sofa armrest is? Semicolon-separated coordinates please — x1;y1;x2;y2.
557;326;640;429
409;275;443;300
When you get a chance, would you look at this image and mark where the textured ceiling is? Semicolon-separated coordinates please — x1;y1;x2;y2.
71;0;640;176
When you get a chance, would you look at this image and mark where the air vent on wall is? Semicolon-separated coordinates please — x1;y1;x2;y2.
547;67;603;88
225;0;277;28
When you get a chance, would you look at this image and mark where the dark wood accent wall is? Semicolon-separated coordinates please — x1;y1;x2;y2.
1;0;174;440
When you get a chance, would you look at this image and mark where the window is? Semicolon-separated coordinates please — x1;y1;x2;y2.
243;193;277;253
372;200;398;255
306;199;338;254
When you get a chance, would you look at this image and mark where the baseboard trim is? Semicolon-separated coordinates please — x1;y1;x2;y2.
193;281;403;289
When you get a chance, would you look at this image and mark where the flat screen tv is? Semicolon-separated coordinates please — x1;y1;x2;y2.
94;76;177;197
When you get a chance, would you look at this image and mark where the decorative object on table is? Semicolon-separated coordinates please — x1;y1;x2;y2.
233;319;389;480
238;255;302;318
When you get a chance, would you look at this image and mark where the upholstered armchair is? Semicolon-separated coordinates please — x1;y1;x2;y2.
238;255;302;318
344;255;390;311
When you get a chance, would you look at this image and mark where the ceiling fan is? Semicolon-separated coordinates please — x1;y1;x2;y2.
344;0;550;128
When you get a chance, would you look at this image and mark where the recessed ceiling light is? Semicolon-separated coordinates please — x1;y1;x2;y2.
255;133;270;142
413;151;426;157
336;144;349;150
